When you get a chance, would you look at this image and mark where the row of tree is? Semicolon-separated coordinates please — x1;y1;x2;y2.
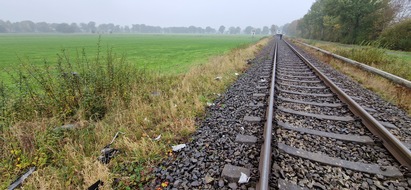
282;0;411;50
0;20;278;35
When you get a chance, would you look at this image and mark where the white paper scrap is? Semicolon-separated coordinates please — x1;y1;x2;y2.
238;172;250;184
172;144;186;151
154;134;161;141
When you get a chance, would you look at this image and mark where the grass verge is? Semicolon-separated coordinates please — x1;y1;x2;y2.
0;36;269;189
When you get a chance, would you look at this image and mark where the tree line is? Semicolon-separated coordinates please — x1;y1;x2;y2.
0;20;278;35
282;0;411;50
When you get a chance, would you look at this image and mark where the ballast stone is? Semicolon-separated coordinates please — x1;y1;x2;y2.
235;134;257;145
221;164;250;182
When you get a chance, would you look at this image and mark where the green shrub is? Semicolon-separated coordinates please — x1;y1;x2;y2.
379;19;411;51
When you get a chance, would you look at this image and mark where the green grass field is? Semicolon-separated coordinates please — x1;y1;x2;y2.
0;34;260;76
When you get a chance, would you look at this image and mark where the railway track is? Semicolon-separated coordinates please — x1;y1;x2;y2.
258;38;411;189
152;38;411;189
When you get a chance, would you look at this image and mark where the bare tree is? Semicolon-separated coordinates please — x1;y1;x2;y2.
391;0;411;22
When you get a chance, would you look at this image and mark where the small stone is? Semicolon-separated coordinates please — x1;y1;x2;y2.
205;175;214;184
219;179;225;187
234;151;241;156
191;158;198;163
173;180;181;187
191;181;199;187
361;181;369;189
228;183;238;189
221;164;250;182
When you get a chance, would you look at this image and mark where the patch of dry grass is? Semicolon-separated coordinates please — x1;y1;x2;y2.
0;37;269;189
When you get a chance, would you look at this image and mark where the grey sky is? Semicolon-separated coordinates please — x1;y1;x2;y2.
0;0;315;28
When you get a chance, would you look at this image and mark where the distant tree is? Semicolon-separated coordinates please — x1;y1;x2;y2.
205;26;216;34
244;26;254;34
124;26;130;33
379;19;411;50
284;20;300;37
55;23;75;33
19;20;36;32
0;25;7;33
70;23;81;33
255;28;261;35
262;26;270;35
391;0;411;22
228;26;237;34
218;25;225;34
36;22;52;33
88;21;96;33
188;26;197;33
0;20;9;33
235;27;241;34
270;25;278;34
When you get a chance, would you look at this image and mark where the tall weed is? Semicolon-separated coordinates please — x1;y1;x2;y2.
335;42;396;66
3;37;140;122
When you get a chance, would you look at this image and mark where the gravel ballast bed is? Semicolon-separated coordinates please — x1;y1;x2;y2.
150;40;275;189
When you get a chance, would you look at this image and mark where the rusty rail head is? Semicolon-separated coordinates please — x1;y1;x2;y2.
256;38;278;190
284;40;411;171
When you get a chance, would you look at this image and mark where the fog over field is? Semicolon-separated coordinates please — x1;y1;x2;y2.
0;0;315;28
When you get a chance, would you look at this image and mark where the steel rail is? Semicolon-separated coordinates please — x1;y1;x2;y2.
256;39;278;190
283;39;411;171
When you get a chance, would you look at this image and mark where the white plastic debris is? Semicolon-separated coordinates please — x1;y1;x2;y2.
238;172;250;184
215;76;222;80
207;102;215;107
172;144;186;151
260;78;267;82
241;127;245;131
235;73;239;76
154;134;161;141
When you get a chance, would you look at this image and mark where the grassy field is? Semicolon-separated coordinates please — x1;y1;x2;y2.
0;34;268;189
0;34;259;75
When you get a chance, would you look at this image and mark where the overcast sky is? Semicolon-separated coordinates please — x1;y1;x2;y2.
0;0;315;28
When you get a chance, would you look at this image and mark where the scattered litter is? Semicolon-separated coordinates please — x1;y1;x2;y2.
172;144;186;152
174;104;177;107
54;123;78;131
260;78;267;82
154;134;161;141
98;132;123;164
144;117;150;122
207;102;215;107
161;181;169;188
8;167;36;190
241;127;245;131
87;180;103;190
215;76;222;80
235;73;239;76
238;172;250;184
